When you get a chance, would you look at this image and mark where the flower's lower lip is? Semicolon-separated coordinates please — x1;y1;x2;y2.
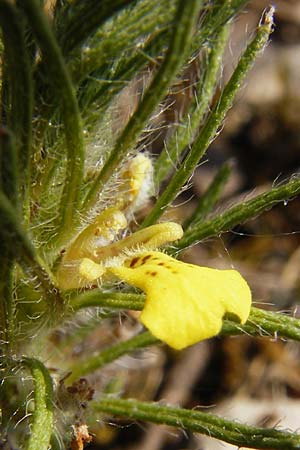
109;250;251;350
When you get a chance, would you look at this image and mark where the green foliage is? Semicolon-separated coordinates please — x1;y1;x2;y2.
94;397;300;449
1;1;299;449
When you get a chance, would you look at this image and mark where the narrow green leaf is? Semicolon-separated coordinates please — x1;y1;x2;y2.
82;0;204;213
69;0;175;86
142;7;274;227
71;290;145;311
94;397;300;449
183;161;232;229
223;307;300;341
35;22;173;200
77;27;170;132
172;175;300;253
79;0;248;135
67;331;157;383
22;0;84;243
55;0;137;56
22;358;53;450
191;0;249;52
0;1;33;214
154;25;229;186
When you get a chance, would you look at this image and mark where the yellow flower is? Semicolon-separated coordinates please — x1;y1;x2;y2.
54;153;251;350
109;251;252;350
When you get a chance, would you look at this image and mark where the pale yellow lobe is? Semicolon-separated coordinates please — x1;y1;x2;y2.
62;208;127;262
110;251;252;350
56;258;106;289
118;154;153;211
94;222;183;261
79;258;105;282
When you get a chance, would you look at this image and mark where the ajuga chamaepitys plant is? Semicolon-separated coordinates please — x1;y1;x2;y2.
1;1;300;449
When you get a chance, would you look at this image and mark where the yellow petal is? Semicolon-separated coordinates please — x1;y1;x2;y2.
79;258;105;282
110;251;251;350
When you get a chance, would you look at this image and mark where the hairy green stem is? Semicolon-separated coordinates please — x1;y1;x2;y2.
223;307;300;341
71;287;300;342
22;0;84;243
67;331;157;384
71;290;145;311
185;0;248;58
154;25;229;186
155;0;252;185
22;358;54;450
172;175;300;253
142;7;274;227
82;0;203;213
183;161;232;229
0;130;17;350
94;397;300;449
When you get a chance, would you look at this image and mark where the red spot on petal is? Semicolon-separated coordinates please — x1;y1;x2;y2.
130;257;140;267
